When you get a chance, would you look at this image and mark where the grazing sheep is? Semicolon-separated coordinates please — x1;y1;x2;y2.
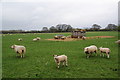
99;47;110;58
115;40;120;45
18;38;22;41
82;36;86;40
53;55;68;68
84;45;98;58
11;45;26;58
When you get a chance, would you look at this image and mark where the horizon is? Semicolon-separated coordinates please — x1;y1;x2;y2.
1;0;119;30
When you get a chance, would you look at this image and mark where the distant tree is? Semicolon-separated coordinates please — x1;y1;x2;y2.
91;24;101;31
42;27;48;32
105;24;118;30
56;24;72;32
66;25;73;32
49;26;57;32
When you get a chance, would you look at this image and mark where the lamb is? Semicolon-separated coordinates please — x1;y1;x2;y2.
115;40;120;45
11;45;26;58
99;47;110;58
18;38;22;41
84;45;98;58
53;55;68;68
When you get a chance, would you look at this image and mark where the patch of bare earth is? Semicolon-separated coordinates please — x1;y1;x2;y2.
46;36;115;41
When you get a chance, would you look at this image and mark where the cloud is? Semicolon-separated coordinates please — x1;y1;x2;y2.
2;0;119;30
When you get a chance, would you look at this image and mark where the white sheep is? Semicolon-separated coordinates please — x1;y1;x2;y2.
61;36;66;40
99;47;110;58
53;55;68;68
36;37;41;40
84;45;98;58
18;38;22;41
115;40;120;45
11;45;26;58
33;38;38;41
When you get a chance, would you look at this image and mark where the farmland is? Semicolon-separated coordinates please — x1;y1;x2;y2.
2;31;119;78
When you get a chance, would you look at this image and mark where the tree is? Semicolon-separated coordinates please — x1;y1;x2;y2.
105;24;118;30
49;26;57;32
91;24;101;31
42;27;48;32
56;24;72;32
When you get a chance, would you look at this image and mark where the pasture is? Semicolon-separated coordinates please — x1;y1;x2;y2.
2;31;119;78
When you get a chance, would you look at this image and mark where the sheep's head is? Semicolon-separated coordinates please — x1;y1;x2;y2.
11;45;16;49
84;47;89;53
99;47;102;49
53;55;58;57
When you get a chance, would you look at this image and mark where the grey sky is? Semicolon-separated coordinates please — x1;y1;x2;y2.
1;0;119;30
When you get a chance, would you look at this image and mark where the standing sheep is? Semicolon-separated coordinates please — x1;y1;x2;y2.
84;45;98;58
99;47;110;58
11;45;26;58
53;55;68;68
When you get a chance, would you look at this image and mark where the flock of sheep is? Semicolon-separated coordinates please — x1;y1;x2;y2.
11;36;120;69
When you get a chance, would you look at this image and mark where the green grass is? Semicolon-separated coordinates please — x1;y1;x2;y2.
2;31;119;78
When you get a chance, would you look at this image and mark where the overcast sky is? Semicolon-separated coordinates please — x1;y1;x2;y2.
1;0;119;30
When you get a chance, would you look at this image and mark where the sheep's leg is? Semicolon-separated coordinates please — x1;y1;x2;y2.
22;54;24;58
86;54;90;58
106;53;109;58
20;53;22;58
57;62;60;68
65;61;68;67
62;62;65;66
102;53;104;57
94;51;97;56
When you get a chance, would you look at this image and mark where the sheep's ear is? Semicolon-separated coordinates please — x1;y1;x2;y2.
52;55;54;57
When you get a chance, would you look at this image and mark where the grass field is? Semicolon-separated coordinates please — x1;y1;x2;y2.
2;31;119;78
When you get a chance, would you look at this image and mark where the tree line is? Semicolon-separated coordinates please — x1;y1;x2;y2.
1;23;119;34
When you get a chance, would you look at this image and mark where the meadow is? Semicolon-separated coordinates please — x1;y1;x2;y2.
2;31;119;78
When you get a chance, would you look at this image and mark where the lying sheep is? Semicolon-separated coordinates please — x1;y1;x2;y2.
36;37;41;40
82;36;86;40
99;47;110;58
84;45;98;58
33;38;38;41
53;55;68;68
54;36;59;39
11;45;26;58
61;36;66;40
18;38;22;41
115;40;120;45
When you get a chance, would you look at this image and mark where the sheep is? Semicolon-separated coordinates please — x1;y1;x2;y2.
82;36;86;40
18;38;22;41
84;45;98;58
115;40;120;45
61;36;66;40
99;47;110;58
33;38;38;41
54;36;59;39
11;45;26;58
53;55;68;68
